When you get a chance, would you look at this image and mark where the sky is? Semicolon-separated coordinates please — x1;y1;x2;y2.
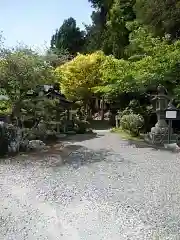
0;0;93;52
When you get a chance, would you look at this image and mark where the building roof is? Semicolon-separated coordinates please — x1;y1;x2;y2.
46;89;73;107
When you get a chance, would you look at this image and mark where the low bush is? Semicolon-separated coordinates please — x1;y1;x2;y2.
120;113;144;136
117;108;133;119
74;119;91;134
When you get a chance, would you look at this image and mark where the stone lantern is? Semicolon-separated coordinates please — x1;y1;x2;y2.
153;84;169;128
146;84;171;144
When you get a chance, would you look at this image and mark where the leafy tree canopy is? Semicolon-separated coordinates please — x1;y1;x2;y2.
55;51;106;101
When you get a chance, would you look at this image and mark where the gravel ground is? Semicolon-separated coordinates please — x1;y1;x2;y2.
1;131;180;239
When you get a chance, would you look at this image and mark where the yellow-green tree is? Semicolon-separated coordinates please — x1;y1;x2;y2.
56;51;106;102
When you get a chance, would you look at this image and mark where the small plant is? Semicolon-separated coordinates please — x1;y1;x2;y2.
120;113;144;136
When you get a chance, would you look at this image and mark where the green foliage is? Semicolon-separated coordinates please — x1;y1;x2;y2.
120;113;144;136
131;39;180;92
111;127;143;141
50;0;180;61
86;0;135;58
84;12;105;53
0;100;12;115
91;25;180;99
50;17;85;56
54;22;180;114
21;98;61;125
103;0;135;58
117;108;133;119
1;0;180;139
0;47;57;121
99;55;136;95
45;48;71;67
85;0;113;53
134;0;180;39
125;22;165;58
117;99;153;132
20;97;68;140
56;51;106;101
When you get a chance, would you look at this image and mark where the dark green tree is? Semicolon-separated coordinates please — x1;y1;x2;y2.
134;0;180;39
84;10;106;53
85;0;112;53
103;0;136;58
50;17;85;55
85;0;136;58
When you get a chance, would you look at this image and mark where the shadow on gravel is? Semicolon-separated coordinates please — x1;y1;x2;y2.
63;146;124;169
0;142;118;169
127;140;154;148
89;120;111;130
127;139;179;153
0;133;98;164
65;132;98;143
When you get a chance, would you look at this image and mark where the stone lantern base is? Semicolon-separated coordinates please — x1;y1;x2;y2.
145;124;178;145
145;119;179;145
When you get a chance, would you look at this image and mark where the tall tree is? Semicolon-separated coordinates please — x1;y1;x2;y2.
85;0;136;58
104;0;136;58
85;0;112;53
50;17;85;55
134;0;180;39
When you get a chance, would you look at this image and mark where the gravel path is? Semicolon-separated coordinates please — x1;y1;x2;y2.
1;130;180;239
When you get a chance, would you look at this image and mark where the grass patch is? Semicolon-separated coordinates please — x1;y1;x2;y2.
111;127;144;142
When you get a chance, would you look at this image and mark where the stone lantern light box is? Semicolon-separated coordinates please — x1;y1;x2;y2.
165;102;178;120
165;110;177;119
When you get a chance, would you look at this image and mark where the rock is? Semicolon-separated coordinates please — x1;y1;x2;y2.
54;143;64;151
164;143;180;151
19;139;30;152
37;121;46;130
8;127;24;153
0;122;23;154
8;141;20;153
0;123;48;155
86;128;93;133
0;122;9;156
46;130;55;135
28;140;46;150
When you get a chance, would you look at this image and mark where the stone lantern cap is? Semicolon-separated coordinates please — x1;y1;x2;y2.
157;84;168;95
167;101;177;110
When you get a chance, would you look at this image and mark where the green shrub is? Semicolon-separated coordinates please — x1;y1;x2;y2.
118;108;133;118
0;100;12;115
74;119;90;134
120;113;144;136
